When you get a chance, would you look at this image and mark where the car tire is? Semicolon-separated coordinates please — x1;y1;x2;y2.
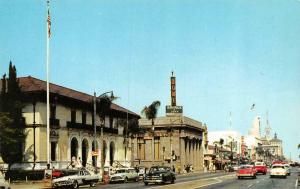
90;182;96;187
237;176;240;179
73;181;79;189
171;178;175;184
253;175;257;179
124;177;128;183
144;182;148;186
135;177;139;182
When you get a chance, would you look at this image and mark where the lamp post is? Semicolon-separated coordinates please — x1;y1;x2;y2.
93;91;114;175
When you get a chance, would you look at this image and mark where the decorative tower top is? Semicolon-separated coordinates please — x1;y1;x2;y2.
170;71;176;106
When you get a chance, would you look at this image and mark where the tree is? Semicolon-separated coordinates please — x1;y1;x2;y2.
0;62;26;169
96;95;113;125
122;118;143;137
141;100;161;129
255;146;264;160
141;100;161;164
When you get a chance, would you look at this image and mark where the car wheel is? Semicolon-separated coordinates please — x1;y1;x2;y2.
73;181;79;189
90;182;96;187
253;175;257;179
237;176;240;179
284;176;287;179
144;182;148;186
171;178;175;184
135;177;139;182
124;177;128;183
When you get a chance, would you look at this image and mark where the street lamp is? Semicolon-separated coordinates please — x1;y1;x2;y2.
93;91;114;175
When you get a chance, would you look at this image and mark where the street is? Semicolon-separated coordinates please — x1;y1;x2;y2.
10;168;299;189
93;168;299;189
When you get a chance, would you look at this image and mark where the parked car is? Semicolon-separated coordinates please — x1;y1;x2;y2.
270;164;287;178
144;166;176;185
236;165;257;179
109;168;139;183
283;164;291;176
254;162;267;175
0;172;10;189
52;169;100;188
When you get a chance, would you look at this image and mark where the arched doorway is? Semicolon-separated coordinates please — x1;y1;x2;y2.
92;141;98;167
82;139;89;167
102;141;107;166
109;142;115;166
71;137;78;159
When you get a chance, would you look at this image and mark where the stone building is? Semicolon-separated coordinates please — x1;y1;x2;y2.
0;76;139;170
133;116;207;173
261;133;284;159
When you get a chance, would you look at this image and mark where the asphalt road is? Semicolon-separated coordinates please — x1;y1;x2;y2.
95;171;233;189
94;168;300;189
199;168;300;189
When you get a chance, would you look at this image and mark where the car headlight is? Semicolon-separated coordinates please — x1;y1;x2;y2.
160;174;163;177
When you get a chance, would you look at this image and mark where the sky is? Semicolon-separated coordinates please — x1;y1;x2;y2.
0;0;300;160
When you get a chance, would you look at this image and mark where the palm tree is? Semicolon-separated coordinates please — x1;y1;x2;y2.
141;101;161;164
141;101;161;129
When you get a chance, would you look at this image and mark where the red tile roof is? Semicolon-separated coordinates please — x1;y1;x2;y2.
17;76;139;117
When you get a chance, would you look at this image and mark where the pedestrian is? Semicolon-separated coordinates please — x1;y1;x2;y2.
172;165;175;173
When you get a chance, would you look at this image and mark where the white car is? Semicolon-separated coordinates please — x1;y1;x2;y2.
283;164;291;176
52;169;100;188
0;173;10;189
109;168;139;183
270;164;287;178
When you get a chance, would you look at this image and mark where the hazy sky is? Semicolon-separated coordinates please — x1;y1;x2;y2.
1;0;300;160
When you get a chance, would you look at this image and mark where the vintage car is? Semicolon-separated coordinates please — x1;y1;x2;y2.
0;173;10;189
270;164;287;178
254;162;267;175
283;164;291;176
144;166;176;185
109;168;139;183
52;169;100;188
236;165;257;179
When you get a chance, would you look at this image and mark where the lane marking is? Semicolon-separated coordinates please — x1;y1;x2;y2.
192;178;222;189
248;184;252;188
295;179;298;189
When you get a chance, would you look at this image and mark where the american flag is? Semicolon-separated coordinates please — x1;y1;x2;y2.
47;8;51;38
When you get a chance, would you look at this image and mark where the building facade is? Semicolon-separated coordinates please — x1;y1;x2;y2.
1;76;139;170
132;116;207;173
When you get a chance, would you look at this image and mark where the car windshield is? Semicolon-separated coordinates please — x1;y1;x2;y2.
255;162;263;166
116;170;126;173
272;166;284;169
150;167;167;172
239;166;252;169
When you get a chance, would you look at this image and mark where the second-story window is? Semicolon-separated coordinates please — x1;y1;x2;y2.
71;110;76;123
109;116;113;128
50;103;56;119
82;112;86;125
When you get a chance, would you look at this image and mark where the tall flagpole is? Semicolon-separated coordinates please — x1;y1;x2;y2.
46;0;51;169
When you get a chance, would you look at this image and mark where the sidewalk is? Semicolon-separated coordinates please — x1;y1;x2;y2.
9;181;45;189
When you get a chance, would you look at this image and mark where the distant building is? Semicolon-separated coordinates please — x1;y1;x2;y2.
249;116;261;138
0;76;140;170
261;133;283;159
135;116;207;173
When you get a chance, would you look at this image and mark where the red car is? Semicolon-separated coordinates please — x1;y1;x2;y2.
236;165;257;179
254;162;267;175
